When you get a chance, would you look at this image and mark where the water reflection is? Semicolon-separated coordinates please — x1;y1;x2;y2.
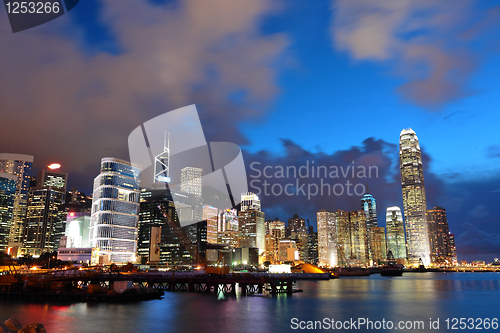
0;273;498;333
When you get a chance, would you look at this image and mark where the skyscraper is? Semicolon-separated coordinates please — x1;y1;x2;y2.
0;173;16;251
24;166;68;255
240;192;261;211
399;128;431;266
317;209;337;267
370;226;387;264
90;158;141;264
0;154;33;249
349;210;369;266
386;206;406;260
180;167;202;197
427;206;451;264
361;189;377;261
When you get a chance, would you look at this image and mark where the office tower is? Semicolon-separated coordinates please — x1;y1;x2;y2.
317;209;337;267
24;166;68;255
361;189;377;260
386;206;406;260
370;227;387;264
240;192;261;211
0;154;33;249
427;206;451;264
349;210;369;266
267;218;285;261
202;205;219;244
264;234;275;263
138;187;208;265
335;210;349;266
278;239;298;262
217;230;239;248
287;214;308;261
237;209;265;255
449;233;457;264
61;211;91;248
307;226;318;264
0;173;16;251
90;158;141;264
180;167;202;197
399;128;431;266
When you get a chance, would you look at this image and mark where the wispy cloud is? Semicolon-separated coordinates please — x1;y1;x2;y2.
331;0;500;108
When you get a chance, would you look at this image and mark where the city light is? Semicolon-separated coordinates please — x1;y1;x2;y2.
48;163;61;170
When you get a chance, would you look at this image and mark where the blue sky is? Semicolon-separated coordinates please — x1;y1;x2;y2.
1;0;500;261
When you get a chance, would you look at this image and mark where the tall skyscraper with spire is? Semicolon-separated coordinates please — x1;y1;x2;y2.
399;128;431;266
361;187;377;261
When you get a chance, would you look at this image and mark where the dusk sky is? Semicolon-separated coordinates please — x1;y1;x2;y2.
1;0;500;261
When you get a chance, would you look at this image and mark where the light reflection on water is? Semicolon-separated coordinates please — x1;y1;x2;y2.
0;273;498;333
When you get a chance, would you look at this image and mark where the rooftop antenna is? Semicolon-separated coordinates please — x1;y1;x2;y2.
154;131;171;183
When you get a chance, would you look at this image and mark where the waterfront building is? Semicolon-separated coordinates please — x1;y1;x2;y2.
386;206;406;260
449;233;457;264
348;210;369;266
180;167;202;197
399;128;431;266
370;226;387;264
237;209;265;257
317;209;337;267
202;205;219;244
361;189;377;261
278;239;298;262
0;173;16;251
427;206;451;264
24;166;68;255
217;230;238;248
90;158;141;264
240;192;261;211
266;219;285;262
307;226;318;264
0;154;33;251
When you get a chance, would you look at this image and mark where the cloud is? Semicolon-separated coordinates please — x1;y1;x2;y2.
457;222;500;256
244;137;404;223
0;0;289;192
487;145;500;158
331;0;500;108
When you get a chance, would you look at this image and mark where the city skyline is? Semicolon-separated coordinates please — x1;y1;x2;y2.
1;1;500;263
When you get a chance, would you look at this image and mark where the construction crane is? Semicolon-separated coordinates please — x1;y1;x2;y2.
157;205;229;274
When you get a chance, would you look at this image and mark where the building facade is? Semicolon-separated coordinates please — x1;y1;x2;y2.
90;158;141;264
0;154;33;249
317;209;337;267
0;173;16;251
361;190;377;261
427;206;452;264
24;167;68;255
399;128;431;266
386;206;406;260
370;226;387;264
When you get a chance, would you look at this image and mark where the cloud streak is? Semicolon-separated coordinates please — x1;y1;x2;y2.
331;0;500;108
0;0;288;190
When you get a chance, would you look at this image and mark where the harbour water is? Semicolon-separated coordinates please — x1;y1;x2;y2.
0;272;499;333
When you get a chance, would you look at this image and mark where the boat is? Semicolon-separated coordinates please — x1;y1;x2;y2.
380;251;403;276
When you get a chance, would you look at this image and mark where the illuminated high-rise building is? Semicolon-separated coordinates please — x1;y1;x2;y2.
237;209;265;255
240;192;261;211
0;154;33;248
449;233;457;265
361;189;377;260
370;227;387;264
386;206;406;260
399;128;431;266
267;219;285;262
203;205;219;244
317;209;337;267
90;158;141;264
0;173;16;251
349;210;369;266
24;166;68;255
427;206;451;264
180;167;202;197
